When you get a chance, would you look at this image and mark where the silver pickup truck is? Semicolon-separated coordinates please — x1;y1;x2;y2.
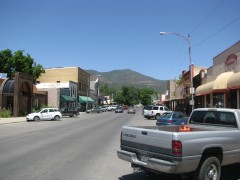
117;108;240;180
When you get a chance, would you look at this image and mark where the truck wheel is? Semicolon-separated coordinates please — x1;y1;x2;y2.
193;156;221;180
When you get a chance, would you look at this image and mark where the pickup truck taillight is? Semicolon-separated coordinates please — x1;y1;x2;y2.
172;140;182;156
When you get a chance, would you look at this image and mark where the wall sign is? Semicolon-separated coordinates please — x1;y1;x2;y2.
225;54;238;71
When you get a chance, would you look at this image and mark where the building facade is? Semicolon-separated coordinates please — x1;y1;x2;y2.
0;72;33;117
36;67;92;111
195;41;240;109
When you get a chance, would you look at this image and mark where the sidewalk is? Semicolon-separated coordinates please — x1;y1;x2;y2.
0;117;26;125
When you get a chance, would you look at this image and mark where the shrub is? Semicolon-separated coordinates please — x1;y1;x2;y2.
0;108;12;118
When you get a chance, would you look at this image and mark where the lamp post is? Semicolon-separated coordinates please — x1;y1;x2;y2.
160;32;194;112
86;76;89;111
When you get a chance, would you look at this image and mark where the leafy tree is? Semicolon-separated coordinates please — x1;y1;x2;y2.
120;86;140;105
100;84;116;96
114;91;125;105
139;87;154;105
176;75;182;86
0;49;45;82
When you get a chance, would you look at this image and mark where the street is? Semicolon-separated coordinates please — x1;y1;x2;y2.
0;109;240;180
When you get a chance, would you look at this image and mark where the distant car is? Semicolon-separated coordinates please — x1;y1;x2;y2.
107;106;113;111
122;105;128;110
156;111;187;126
112;105;118;111
127;107;136;114
91;107;102;113
26;108;62;121
115;106;123;113
100;106;108;112
173;117;189;125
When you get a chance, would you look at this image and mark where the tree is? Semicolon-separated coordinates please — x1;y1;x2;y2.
139;87;154;105
100;84;116;96
120;86;140;105
0;49;45;82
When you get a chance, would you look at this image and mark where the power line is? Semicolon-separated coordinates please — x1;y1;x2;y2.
192;16;240;47
190;0;226;34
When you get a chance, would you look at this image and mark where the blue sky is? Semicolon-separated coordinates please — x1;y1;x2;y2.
0;0;239;80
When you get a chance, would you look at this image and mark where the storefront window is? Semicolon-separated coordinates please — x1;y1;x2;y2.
206;94;211;108
213;93;224;108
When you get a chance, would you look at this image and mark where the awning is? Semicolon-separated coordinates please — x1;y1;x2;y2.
79;96;94;103
60;95;76;102
195;72;234;96
212;72;234;92
195;81;214;96
227;72;240;89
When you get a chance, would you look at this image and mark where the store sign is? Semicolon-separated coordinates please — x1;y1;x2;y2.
225;54;238;71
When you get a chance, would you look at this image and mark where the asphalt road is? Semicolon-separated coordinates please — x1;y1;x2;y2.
0;109;240;180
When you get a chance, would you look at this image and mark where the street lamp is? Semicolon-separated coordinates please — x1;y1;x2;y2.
160;32;194;112
86;76;89;111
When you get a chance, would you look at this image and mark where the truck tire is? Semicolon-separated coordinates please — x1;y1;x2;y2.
193;156;221;180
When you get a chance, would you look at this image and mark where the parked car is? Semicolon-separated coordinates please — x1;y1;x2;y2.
91;107;102;113
173;116;189;125
26;108;62;121
115;106;123;113
86;108;92;113
122;105;128;110
100;106;108;112
156;111;187;126
127;107;136;114
107;106;113;111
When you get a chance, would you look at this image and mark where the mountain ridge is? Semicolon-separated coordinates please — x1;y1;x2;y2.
86;69;168;93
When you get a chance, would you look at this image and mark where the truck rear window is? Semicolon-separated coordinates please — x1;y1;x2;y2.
189;110;237;127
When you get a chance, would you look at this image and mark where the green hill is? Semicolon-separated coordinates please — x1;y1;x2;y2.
86;69;168;93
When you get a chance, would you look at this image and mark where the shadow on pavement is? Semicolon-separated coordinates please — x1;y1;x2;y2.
118;163;240;180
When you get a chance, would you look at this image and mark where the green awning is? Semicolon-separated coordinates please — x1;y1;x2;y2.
79;96;94;103
60;95;76;102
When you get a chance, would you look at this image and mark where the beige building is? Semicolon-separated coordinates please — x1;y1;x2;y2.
165;65;206;114
36;67;93;111
195;41;240;109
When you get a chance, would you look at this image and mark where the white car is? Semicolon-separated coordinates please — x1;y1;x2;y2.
26;108;62;121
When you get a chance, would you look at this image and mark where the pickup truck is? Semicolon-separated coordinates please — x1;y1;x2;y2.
59;107;79;117
144;105;170;119
117;108;240;180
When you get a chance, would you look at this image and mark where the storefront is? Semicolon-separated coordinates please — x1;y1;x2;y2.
195;41;240;109
0;72;33;117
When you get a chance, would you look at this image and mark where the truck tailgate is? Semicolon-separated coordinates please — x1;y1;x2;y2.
121;126;173;156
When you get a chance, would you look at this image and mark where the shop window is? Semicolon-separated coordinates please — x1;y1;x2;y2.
213;93;224;108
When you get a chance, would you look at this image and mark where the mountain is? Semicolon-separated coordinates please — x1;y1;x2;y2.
86;69;168;93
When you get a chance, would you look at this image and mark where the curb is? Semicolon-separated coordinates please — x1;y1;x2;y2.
0;117;26;125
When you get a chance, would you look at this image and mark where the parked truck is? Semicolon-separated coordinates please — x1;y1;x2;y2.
59;107;79;117
117;108;240;179
144;105;170;119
